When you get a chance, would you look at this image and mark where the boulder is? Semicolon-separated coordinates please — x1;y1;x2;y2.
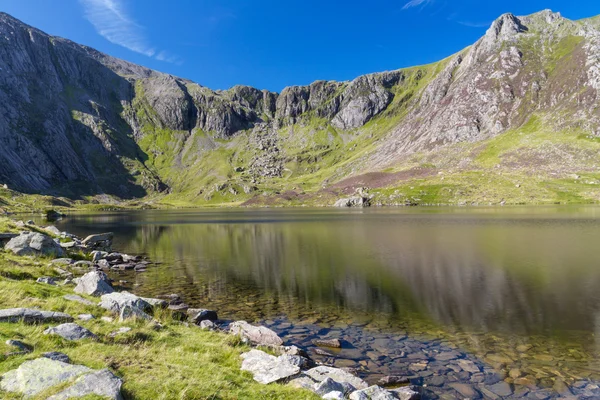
315;377;346;396
45;210;66;222
99;291;151;314
74;270;114;296
42;352;71;363
119;304;152;321
305;366;368;390
349;385;396;400
0;358;123;400
82;232;114;251
44;323;97;341
36;276;57;285
0;308;73;324
0;358;90;397
5;232;64;257
91;250;108;262
6;339;32;352
47;369;123;400
190;309;219;324
45;225;62;236
63;294;97;306
333;196;371;208
141;297;168;308
240;349;301;384
229;321;284;346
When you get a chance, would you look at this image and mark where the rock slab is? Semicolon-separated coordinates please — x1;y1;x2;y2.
44;323;97;341
230;320;284;346
74;270;114;297
240;349;301;384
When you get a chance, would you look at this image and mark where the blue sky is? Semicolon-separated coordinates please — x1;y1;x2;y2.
1;1;599;92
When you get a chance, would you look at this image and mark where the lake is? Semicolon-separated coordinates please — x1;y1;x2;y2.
48;206;600;398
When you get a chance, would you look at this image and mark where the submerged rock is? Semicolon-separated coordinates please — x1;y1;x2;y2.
230;321;284;346
5;232;64;257
240;349;301;384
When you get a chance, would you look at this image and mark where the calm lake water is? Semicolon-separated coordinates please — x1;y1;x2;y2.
48;206;600;398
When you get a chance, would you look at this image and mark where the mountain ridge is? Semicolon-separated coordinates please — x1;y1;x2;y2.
1;9;600;207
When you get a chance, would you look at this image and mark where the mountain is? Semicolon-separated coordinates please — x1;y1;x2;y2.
1;10;600;207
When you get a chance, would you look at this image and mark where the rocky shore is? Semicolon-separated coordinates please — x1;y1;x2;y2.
0;218;420;399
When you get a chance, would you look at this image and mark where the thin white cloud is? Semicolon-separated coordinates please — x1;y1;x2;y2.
79;0;182;64
402;0;433;10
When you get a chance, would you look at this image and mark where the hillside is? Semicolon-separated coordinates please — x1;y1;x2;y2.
1;9;600;208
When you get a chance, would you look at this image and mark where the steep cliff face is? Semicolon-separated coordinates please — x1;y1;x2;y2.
1;10;600;205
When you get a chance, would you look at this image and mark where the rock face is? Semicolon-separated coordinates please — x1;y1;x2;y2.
4;232;64;257
74;270;114;296
229;321;284;346
0;308;73;323
44;323;97;341
0;358;123;399
240;349;301;384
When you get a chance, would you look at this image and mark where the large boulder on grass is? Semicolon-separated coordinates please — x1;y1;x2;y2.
5;232;64;257
0;358;123;399
74;271;114;296
99;291;151;314
229;321;283;346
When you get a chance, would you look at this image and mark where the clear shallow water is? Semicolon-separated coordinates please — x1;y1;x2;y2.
47;206;600;398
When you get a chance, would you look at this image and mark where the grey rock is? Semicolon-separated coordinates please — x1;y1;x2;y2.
73;260;93;267
349;386;397;400
45;225;62;236
488;381;513;396
313;338;342;348
305;366;368;390
91;250;108;262
82;232;114;246
51;258;75;265
141;297;168;308
47;369;123;400
199;320;216;330
119;304;152;321
6;339;32;352
109;327;132;337
190;309;218;324
5;232;64;257
42;352;71;363
63;294;97;306
74;270;114;296
0;308;73;324
333;196;371;208
323;391;345;400
99;291;151;314
44;323;97;341
389;386;420;400
77;313;95;321
229;320;284;346
0;358;90;397
314;377;345;396
240;349;301;384
36;276;57;285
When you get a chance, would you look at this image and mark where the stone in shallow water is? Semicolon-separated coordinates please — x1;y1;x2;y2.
313;338;342;348
389;386;420;400
240;349;300;384
449;383;478;398
488;381;513;397
44;323;97;341
458;359;481;373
